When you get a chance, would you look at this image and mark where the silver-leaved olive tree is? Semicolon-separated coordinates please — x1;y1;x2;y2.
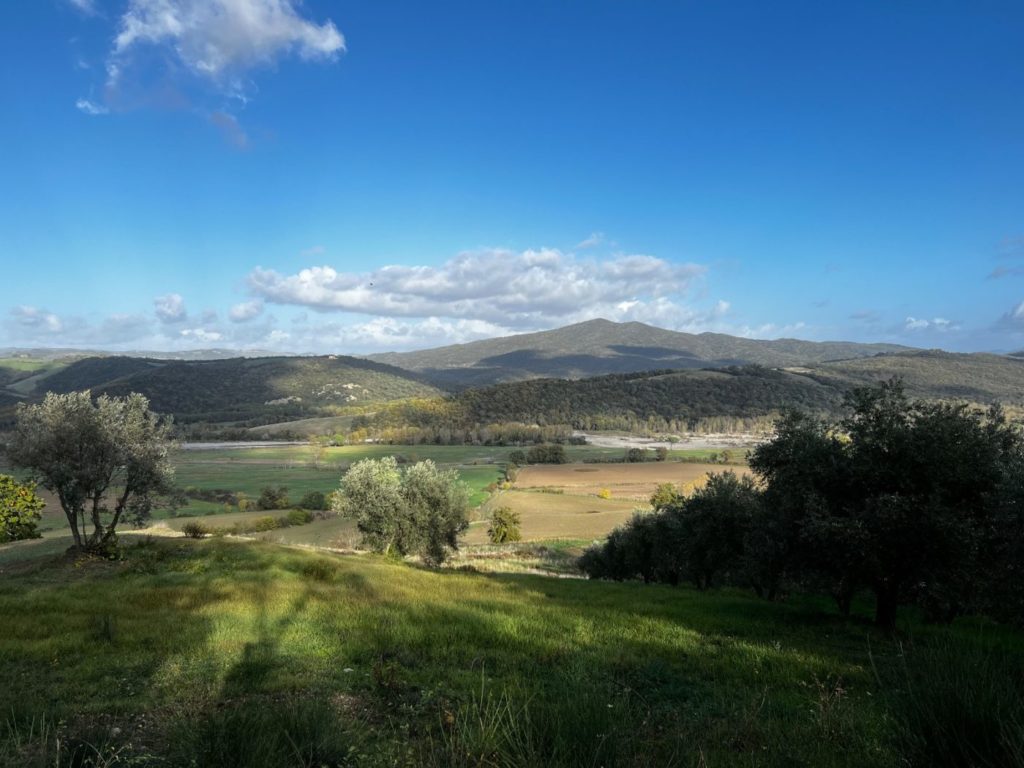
7;391;175;552
333;456;469;566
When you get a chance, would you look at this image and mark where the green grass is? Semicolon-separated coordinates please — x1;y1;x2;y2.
1;538;1020;766
0;358;56;373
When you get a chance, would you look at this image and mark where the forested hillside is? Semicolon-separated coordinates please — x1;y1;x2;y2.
0;355;442;426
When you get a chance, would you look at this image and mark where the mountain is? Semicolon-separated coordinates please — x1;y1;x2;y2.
368;319;914;387
0;355;442;425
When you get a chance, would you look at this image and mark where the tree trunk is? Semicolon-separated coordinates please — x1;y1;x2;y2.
101;485;133;545
55;489;84;549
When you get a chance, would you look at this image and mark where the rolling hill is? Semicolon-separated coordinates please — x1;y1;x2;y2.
2;323;1022;436
0;355;443;425
803;350;1024;404
368;353;1024;436
368;318;913;387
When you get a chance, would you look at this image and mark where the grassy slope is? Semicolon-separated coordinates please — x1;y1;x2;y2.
1;537;998;767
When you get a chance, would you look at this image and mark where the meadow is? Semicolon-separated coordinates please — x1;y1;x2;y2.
2;442;748;557
3;537;1021;767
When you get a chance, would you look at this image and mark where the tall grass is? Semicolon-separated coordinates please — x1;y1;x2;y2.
873;636;1024;767
167;698;357;768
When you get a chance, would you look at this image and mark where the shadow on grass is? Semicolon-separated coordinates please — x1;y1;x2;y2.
2;538;1019;766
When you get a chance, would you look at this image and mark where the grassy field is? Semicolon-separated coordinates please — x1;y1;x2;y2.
514;462;752;501
0;538;1020;767
5;445;745;549
468;490;640;544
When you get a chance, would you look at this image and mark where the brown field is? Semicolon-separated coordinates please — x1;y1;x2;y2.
513;461;752;501
465;489;642;544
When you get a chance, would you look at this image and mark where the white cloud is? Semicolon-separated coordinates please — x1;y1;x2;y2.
9;306;63;333
110;0;344;90
229;299;264;322
75;98;109;115
180;328;223;343
248;248;707;329
738;321;808;339
904;316;958;332
154;293;187;323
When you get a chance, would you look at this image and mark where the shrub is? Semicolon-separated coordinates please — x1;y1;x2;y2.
488;507;522;544
0;475;44;543
252;516;281;532
650;482;681;510
508;449;527;465
180;521;209;539
597;488;612;500
625;448;648;463
298;491;326;510
526;444;568;464
287;508;315;526
256;486;290;510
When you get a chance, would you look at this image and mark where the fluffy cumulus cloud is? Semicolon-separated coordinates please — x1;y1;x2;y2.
72;0;344;137
229;299;264;322
9;306;64;334
248;249;707;329
283;316;514;353
4;307;156;348
153;293;187;323
7;305;64;335
180;328;223;343
110;0;344;90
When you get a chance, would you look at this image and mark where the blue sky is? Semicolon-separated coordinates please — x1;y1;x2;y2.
1;0;1023;353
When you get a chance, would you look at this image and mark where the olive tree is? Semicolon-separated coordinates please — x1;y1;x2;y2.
333;456;469;565
6;391;175;552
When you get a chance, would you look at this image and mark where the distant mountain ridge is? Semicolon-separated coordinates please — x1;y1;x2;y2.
368;318;915;387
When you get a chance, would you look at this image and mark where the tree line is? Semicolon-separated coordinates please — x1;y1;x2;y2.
581;379;1024;629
